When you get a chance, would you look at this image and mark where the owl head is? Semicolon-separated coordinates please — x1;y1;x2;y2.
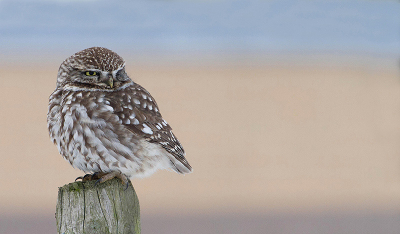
56;47;131;90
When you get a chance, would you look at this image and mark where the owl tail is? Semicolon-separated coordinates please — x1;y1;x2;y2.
170;157;192;174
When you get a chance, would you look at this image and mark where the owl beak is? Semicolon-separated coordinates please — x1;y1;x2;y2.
104;77;113;88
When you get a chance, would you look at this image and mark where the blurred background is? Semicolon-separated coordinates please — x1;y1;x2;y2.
0;0;399;233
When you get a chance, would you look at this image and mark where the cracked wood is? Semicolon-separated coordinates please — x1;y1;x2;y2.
56;178;140;234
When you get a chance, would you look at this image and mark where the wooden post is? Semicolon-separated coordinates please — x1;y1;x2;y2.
56;178;140;234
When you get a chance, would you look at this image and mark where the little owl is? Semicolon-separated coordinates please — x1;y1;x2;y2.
47;47;192;185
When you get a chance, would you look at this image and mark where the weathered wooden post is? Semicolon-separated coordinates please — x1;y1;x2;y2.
56;178;140;234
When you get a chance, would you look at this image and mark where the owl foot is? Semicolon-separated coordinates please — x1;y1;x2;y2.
75;173;96;182
75;171;129;189
95;171;128;184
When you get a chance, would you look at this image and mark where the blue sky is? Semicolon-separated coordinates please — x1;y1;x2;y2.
0;0;399;56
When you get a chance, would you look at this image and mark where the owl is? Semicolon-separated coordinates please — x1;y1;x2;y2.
47;47;192;185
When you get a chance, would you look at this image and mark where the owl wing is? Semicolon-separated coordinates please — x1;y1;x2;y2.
108;83;192;172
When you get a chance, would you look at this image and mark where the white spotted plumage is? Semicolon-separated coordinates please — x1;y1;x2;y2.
47;47;192;179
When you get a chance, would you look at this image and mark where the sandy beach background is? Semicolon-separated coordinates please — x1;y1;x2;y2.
0;53;399;233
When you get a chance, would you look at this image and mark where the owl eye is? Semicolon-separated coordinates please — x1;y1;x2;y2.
85;71;98;76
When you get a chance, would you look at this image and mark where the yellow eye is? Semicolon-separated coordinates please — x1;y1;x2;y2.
85;71;97;76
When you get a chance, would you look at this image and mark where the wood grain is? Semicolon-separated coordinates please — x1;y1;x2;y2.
56;178;140;234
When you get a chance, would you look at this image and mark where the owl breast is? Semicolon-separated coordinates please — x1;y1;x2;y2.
47;87;172;178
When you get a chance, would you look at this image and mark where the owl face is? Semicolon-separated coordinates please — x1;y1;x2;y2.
66;66;130;90
57;47;131;90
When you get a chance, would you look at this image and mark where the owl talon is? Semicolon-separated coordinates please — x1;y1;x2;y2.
94;178;103;186
91;172;105;180
75;173;94;182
